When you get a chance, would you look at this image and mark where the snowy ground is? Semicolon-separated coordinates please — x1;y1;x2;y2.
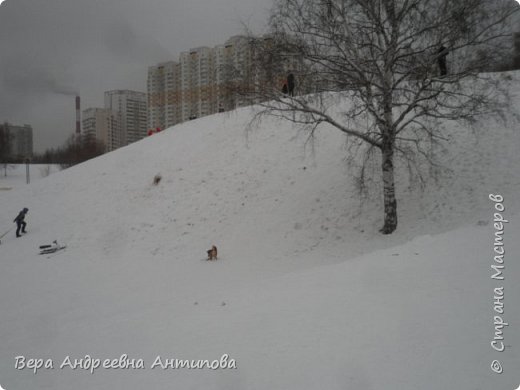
1;72;520;389
0;164;61;192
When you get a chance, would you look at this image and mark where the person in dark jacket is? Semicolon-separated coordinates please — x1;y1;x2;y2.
14;208;28;237
287;73;295;96
437;46;448;76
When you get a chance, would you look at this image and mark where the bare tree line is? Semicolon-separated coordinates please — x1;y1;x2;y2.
32;135;105;169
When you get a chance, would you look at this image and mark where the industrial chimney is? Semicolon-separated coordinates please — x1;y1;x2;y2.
75;96;81;134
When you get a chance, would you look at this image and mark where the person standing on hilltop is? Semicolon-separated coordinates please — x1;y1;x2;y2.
437;46;448;76
287;73;295;96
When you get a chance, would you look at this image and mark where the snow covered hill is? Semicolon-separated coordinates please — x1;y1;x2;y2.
1;72;520;390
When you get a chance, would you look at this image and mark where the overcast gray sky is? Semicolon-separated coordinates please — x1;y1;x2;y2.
0;0;273;152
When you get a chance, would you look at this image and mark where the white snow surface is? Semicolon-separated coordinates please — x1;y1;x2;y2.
0;164;61;191
1;72;520;389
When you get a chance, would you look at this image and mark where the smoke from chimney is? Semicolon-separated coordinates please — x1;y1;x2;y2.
75;96;81;134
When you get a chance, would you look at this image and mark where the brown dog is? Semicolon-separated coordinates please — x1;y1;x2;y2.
207;245;218;260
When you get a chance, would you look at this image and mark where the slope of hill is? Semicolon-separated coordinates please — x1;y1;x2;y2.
0;71;519;389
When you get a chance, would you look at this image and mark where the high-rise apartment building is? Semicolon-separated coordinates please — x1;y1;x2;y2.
82;108;121;152
148;61;181;130
147;37;256;131
146;35;301;131
214;35;256;111
104;90;147;147
179;46;216;122
0;122;33;159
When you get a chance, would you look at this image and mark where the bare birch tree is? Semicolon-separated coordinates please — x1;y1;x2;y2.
246;0;519;234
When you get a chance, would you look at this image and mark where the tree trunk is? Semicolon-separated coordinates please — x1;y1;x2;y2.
380;141;397;234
